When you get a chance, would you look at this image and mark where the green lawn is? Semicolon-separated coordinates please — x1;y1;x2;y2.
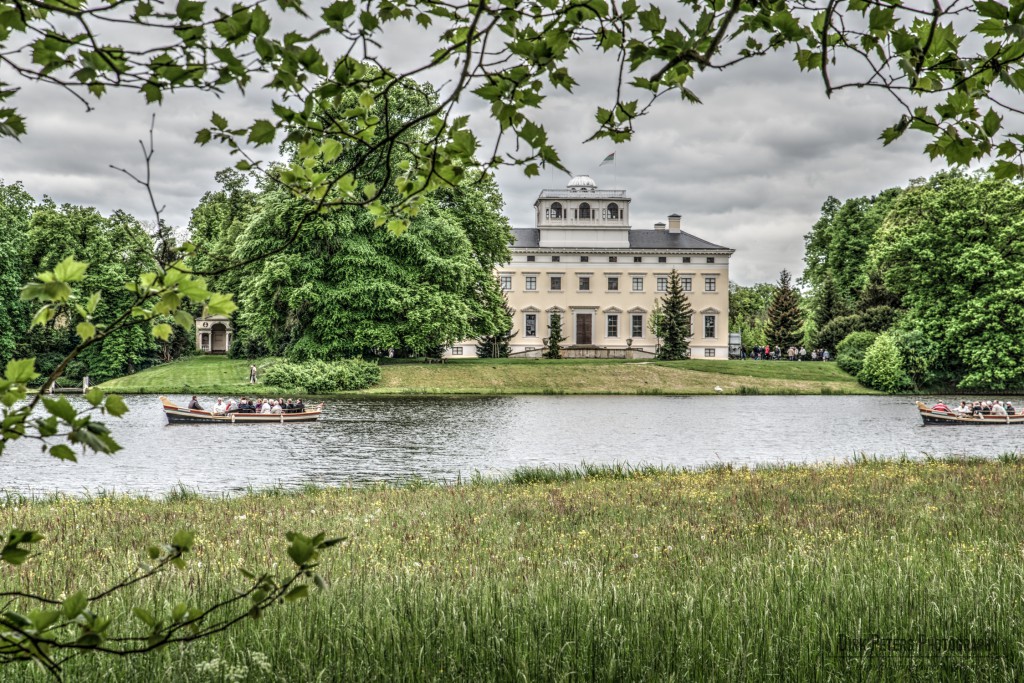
100;355;873;396
2;458;1023;681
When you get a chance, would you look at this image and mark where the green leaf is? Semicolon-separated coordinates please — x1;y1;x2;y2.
43;397;77;423
322;0;355;29
171;530;195;551
173;309;195;330
76;321;96;341
29;609;61;632
52;256;89;282
104;394;129;417
133;607;156;627
152;323;173;341
176;0;204;21
284;585;309;601
206;293;237;316
62;591;88;619
85;292;101;314
84;387;104;407
248;119;276;145
50;444;77;462
5;358;38;384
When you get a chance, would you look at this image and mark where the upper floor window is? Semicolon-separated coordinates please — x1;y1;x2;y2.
656;276;668;292
525;314;538;337
607;202;620;220
704;315;716;338
682;257;691;263
658;256;667;263
580;255;589;263
705;277;716;292
707;257;715;263
579;276;591;291
681;277;692;291
632;276;644;292
548;202;563;219
500;275;512;291
607;277;619;291
525;276;537;291
633;256;642;263
552;255;561;262
526;255;535;262
579;202;592;219
550;275;562;291
609;256;617;263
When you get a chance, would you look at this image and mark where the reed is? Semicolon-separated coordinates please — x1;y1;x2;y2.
2;458;1022;681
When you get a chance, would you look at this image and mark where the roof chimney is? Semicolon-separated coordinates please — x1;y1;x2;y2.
668;214;681;234
654;221;666;231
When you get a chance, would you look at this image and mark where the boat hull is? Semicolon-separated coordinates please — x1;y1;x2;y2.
916;402;1023;426
160;396;322;424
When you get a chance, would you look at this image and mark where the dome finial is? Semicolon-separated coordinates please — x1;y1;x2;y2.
567;174;597;191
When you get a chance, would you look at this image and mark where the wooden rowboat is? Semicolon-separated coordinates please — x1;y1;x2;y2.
916;401;1024;426
160;396;324;425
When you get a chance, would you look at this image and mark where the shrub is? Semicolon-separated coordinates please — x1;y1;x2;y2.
816;314;860;354
836;331;878;376
261;359;381;393
857;333;911;392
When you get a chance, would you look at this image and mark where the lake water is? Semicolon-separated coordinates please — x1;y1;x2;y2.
1;394;1021;495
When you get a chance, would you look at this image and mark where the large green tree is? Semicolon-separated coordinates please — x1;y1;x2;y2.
0;181;33;365
728;281;775;349
657;270;694;361
765;270;803;351
872;171;1024;389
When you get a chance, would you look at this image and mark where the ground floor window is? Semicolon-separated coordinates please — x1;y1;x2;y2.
525;313;538;337
451;347;464;355
550;275;562;291
656;276;667;292
631;314;643;338
500;275;512;290
607;314;619;338
704;348;716;358
704;315;716;338
632;276;644;291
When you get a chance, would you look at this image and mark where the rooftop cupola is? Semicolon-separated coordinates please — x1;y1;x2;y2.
567;175;598;192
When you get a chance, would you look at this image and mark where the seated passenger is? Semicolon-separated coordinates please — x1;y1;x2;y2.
188;395;203;410
295;398;305;413
261;400;272;414
271;400;283;414
1007;401;1016;415
211;398;226;415
992;402;1007;416
285;399;295;413
931;402;950;413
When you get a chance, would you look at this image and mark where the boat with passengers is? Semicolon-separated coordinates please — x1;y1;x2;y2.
160;396;324;424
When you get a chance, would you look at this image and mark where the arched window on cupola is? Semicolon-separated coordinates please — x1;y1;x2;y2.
607;203;620;220
579;202;592;219
548;202;563;219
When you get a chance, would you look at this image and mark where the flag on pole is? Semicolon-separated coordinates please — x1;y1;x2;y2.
599;152;615;166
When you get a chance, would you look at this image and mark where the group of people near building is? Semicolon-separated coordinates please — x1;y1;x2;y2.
743;346;832;361
187;396;307;414
931;400;1016;416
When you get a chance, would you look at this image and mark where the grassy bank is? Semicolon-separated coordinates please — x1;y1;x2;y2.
1;458;1022;680
99;355;872;395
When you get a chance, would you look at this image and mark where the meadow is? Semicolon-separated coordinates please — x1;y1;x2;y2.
98;355;872;396
1;458;1021;681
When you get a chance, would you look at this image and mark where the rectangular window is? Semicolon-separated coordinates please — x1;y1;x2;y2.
607;314;619;338
704;315;716;338
552;255;561;262
681;277;692;291
704;348;716;358
631;314;643;338
451;346;464;356
705;277;716;292
525;276;537;291
526;255;535;262
633;256;642;263
656;276;668;292
632;276;644;292
500;275;512;291
579;276;590;291
550;276;562;291
607;277;619;291
682;257;691;263
707;257;715;263
658;256;667;263
609;256;617;263
525;314;537;337
580;256;589;263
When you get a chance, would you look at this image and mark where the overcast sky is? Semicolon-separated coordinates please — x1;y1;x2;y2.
0;19;951;285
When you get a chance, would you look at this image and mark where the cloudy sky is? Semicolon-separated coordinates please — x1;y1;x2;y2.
0;15;951;285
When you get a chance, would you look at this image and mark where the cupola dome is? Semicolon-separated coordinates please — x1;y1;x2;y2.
567;174;597;191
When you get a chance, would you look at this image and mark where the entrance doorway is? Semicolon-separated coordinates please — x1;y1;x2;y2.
575;313;592;345
211;323;227;353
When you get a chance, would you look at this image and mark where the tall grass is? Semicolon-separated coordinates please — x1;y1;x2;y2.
2;459;1023;681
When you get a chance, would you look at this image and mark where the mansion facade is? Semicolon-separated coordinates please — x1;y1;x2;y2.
448;175;734;359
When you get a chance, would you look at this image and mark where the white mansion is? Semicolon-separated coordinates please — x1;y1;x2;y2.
447;175;734;358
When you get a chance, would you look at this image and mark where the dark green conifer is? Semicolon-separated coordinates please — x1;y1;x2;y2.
656;270;694;360
544;312;566;359
766;269;804;350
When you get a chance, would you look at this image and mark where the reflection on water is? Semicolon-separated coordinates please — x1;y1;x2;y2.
1;394;1021;495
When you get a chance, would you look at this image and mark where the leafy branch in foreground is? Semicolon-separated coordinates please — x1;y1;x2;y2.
0;528;342;681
